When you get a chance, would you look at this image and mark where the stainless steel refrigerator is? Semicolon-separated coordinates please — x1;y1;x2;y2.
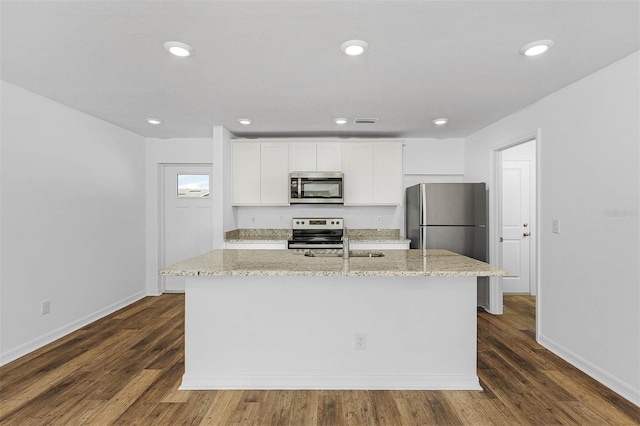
405;183;489;308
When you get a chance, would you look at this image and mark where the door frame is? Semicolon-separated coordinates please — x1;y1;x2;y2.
158;163;213;293
488;130;540;318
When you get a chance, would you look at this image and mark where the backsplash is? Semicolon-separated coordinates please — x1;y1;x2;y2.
235;205;404;231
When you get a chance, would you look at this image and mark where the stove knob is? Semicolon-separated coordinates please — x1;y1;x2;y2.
296;221;300;225
331;221;335;225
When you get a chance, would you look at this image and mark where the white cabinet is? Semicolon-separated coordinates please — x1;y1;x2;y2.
232;142;289;206
350;241;410;250
232;142;261;205
233;139;401;206
373;142;403;205
343;143;373;205
343;142;403;205
289;142;342;172
316;143;342;171
225;242;287;250
289;143;316;171
260;143;289;205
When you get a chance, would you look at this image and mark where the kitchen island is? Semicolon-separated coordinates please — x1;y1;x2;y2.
161;249;506;390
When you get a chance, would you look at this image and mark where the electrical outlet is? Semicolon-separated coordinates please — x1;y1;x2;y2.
279;216;284;222
376;216;382;224
251;216;256;223
552;219;560;234
355;333;367;350
41;300;50;315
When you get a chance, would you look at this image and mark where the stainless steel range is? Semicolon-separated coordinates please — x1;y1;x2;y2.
287;217;344;249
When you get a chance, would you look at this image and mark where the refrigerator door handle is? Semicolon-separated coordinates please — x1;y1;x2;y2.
420;226;428;256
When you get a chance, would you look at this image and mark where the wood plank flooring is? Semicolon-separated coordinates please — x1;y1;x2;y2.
1;294;638;425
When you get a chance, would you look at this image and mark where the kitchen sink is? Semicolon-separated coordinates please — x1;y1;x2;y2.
304;250;385;258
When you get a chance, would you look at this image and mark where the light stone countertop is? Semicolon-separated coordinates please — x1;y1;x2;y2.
224;228;410;244
160;249;507;277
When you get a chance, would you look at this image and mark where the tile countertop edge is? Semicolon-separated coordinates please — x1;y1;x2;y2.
160;249;507;278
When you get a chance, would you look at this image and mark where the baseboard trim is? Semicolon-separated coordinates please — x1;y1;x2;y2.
538;334;640;407
179;373;482;391
0;290;146;366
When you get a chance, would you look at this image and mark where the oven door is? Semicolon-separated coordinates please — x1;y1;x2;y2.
288;229;344;249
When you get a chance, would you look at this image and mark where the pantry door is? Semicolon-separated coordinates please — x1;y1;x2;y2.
501;160;531;294
162;165;213;292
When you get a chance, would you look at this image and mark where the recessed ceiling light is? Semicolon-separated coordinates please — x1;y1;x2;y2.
433;118;448;126
163;41;194;57
334;118;348;125
341;40;368;56
520;40;554;57
238;118;252;125
147;118;162;125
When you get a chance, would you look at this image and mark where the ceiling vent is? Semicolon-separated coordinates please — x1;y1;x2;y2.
353;118;379;124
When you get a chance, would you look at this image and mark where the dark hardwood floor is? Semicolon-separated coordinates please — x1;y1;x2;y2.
1;294;638;425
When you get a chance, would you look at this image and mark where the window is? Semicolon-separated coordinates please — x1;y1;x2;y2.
177;174;210;197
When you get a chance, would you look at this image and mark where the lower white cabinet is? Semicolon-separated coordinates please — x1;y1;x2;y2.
225;242;287;250
350;241;410;250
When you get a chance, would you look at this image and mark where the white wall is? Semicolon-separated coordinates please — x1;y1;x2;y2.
0;81;146;365
235;138;465;232
464;51;640;405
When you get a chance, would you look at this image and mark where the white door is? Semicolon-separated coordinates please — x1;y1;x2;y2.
501;160;531;293
162;165;213;292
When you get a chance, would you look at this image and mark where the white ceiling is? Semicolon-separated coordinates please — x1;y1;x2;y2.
1;1;638;139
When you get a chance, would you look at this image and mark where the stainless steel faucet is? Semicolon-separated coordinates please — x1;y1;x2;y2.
342;227;349;259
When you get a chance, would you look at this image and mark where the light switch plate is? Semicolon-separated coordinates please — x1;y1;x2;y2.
552;219;560;234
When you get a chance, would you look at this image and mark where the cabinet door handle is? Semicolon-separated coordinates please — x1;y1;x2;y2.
523;232;531;237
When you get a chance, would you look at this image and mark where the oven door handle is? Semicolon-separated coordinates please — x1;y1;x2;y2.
288;243;344;249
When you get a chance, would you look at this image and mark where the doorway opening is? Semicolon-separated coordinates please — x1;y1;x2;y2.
489;132;539;320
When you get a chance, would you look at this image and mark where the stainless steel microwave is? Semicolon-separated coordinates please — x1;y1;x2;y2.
289;172;344;204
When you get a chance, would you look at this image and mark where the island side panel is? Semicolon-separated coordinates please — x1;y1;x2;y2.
182;275;479;390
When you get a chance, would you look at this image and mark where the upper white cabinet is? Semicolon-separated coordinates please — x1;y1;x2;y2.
343;143;374;205
372;142;403;205
289;142;342;172
343;142;403;206
232;142;261;205
232;142;289;206
260;143;289;205
232;139;402;206
316;143;342;171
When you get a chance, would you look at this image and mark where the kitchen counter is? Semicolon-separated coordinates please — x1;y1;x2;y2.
161;249;506;277
224;228;410;244
166;249;505;391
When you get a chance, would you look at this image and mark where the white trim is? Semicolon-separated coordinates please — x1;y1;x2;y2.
0;291;146;366
180;373;482;391
538;334;640;406
487;130;540;315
